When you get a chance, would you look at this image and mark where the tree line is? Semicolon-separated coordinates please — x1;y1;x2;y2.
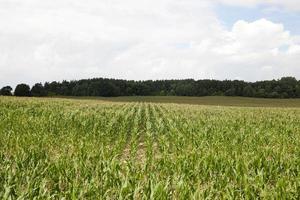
1;77;300;98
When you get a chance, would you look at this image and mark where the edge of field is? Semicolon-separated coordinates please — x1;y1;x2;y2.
46;96;300;108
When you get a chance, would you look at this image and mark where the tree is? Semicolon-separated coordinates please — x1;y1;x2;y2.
243;85;255;97
175;82;195;96
280;77;297;86
14;84;31;97
255;89;266;98
267;91;280;98
225;87;236;96
14;76;299;99
31;83;47;97
296;85;300;98
72;83;89;96
100;82;120;97
0;86;13;96
279;77;297;97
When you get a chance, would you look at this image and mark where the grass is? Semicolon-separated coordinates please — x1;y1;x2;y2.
62;96;300;108
0;96;300;199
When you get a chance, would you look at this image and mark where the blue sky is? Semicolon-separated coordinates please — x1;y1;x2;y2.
216;4;300;34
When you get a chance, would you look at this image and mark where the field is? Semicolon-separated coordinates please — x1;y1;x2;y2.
1;96;300;199
64;96;300;108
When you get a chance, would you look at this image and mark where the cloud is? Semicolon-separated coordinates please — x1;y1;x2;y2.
217;0;300;11
211;19;300;80
215;19;291;54
0;0;299;88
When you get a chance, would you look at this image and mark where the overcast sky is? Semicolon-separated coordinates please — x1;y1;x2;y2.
1;0;300;87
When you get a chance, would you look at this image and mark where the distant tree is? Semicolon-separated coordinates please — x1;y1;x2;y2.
281;92;289;98
136;84;151;96
159;90;166;96
280;77;297;85
255;89;266;98
60;80;72;96
100;82;120;97
44;81;61;95
243;85;255;97
72;82;89;96
195;81;208;96
31;83;47;97
14;84;31;97
274;86;281;94
267;92;280;98
225;87;236;96
279;77;297;97
18;76;299;99
175;82;195;96
0;86;13;96
296;85;300;98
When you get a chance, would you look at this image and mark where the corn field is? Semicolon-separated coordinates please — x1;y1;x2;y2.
0;97;300;199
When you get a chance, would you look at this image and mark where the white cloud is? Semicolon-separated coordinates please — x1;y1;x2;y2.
216;19;300;80
0;0;299;88
288;45;300;54
217;0;300;11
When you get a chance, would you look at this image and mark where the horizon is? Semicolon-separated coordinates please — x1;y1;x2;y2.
2;76;299;89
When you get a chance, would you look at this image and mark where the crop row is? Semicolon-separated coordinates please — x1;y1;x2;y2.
0;97;300;199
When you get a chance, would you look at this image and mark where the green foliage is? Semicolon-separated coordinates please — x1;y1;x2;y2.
31;83;47;97
0;97;300;199
10;76;300;98
0;86;12;96
225;87;236;96
14;84;31;97
243;85;255;97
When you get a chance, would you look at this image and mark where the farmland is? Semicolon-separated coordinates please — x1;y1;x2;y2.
65;96;300;108
1;96;300;199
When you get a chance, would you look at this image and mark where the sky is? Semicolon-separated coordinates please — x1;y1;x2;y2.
0;0;300;87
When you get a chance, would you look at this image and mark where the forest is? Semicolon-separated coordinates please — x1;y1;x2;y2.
1;77;300;98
